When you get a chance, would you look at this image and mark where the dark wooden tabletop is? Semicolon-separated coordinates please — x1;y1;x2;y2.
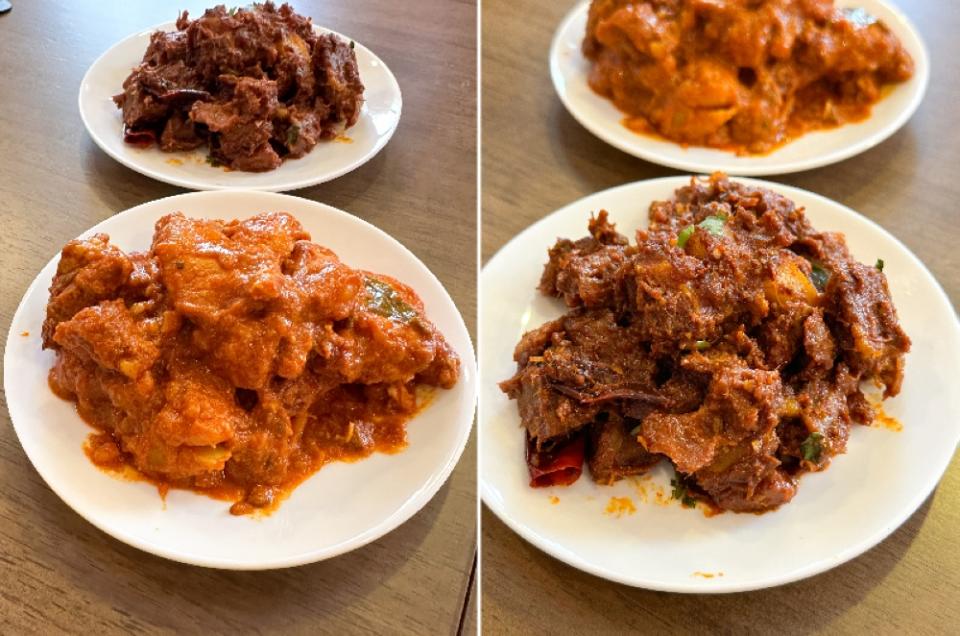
481;0;959;633
0;1;477;633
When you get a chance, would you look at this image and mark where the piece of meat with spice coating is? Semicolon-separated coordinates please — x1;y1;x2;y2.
582;0;914;153
42;234;133;348
540;210;632;308
312;33;365;135
191;76;282;171
588;413;661;484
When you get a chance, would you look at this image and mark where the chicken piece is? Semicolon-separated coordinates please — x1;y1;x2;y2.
43;234;133;348
152;212;309;388
283;241;363;322
321;274;457;386
52;299;160;380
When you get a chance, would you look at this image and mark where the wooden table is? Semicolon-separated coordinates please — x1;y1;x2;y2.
0;1;476;633
482;1;959;633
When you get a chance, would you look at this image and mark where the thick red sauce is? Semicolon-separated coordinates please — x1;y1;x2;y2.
76;386;435;516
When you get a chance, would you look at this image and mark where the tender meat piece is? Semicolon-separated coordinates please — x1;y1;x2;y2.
793;368;857;461
502;309;662;417
159;112;205;151
283;241;362;322
586;2;676;62
625;233;767;352
191;76;282;171
511;317;564;367
151;357;243;449
756;306;809;369
642;354;782;474
539;211;631;307
42;234;133;348
143;29;189;67
417;341;461;390
113;60;202;130
153;212;309;388
695;434;798;513
52;300;160;380
312;33;365;134
321;275;458;387
274;29;316;102
825;260;910;397
539;310;658;404
588;414;660;484
501;364;599;446
153;212;305;317
802;309;836;374
224;388;298;487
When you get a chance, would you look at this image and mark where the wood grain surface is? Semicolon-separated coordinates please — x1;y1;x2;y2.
481;0;959;633
0;1;477;633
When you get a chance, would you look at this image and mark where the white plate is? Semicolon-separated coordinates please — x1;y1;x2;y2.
480;177;960;592
550;0;929;176
79;21;402;191
4;191;476;569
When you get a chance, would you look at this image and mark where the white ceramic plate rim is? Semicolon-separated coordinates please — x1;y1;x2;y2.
5;190;476;569
549;0;930;176
480;176;960;592
79;21;402;192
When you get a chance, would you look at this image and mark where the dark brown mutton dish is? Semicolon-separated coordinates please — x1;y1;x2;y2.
113;2;364;172
43;212;459;514
501;174;908;513
583;0;914;154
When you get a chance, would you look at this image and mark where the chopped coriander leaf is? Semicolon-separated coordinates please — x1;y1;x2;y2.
677;224;695;248
229;7;238;16
698;214;727;236
876;258;885;272
670;477;685;500
670;475;696;507
364;277;418;323
350;40;356;49
695;339;710;351
286;124;300;147
205;155;223;167
809;262;830;292
800;432;824;462
629;425;643;437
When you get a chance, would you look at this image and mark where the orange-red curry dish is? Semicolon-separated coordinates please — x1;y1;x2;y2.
43;212;459;515
583;0;914;154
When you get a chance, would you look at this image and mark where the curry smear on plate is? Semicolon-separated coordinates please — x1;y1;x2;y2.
42;212;459;515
